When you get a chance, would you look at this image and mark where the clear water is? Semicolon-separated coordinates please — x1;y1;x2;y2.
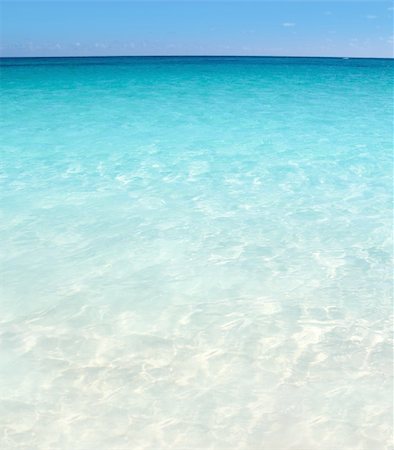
0;56;393;450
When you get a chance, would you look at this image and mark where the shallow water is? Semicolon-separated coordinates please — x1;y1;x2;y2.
0;56;393;449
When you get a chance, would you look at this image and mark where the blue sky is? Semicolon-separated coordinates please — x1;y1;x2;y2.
0;1;393;57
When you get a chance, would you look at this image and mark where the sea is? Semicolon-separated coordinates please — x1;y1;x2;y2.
0;56;393;449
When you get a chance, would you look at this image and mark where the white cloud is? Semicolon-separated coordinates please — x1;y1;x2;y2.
366;15;377;20
282;22;296;28
94;42;108;49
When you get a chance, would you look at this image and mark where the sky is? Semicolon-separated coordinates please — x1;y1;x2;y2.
0;1;393;58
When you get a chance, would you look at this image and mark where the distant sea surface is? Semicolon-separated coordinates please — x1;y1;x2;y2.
1;57;393;450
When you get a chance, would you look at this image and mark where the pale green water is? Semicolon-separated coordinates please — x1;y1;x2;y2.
0;56;393;449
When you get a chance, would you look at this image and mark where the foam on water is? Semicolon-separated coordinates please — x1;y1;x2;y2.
0;57;393;449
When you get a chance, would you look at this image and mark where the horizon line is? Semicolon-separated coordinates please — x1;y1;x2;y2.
1;54;393;60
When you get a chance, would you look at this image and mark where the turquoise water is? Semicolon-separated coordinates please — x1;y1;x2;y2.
0;56;393;449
